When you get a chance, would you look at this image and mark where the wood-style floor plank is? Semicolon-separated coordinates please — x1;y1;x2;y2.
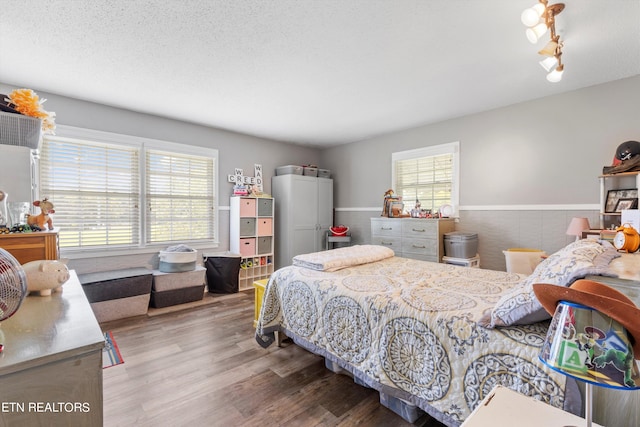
102;290;446;427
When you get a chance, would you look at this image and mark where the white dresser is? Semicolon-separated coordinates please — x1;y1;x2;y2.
370;217;455;262
0;271;104;426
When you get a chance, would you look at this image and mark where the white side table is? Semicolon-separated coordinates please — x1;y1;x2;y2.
326;231;351;250
461;385;602;427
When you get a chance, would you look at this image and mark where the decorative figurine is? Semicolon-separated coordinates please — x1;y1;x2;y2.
27;198;55;230
23;259;70;296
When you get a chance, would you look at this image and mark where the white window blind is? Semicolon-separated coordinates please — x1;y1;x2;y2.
146;149;215;244
40;137;141;248
40;126;218;252
392;142;459;214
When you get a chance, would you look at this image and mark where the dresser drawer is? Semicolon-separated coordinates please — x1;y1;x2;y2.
371;236;402;252
371;218;401;237
402;238;437;256
402;220;438;238
404;253;438;263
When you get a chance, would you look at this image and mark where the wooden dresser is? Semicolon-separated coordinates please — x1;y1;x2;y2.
0;229;59;263
0;271;104;426
584;252;640;427
370;217;455;262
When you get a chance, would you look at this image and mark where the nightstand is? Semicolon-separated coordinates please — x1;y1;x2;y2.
252;278;269;327
583;253;640;427
586;252;640;306
606;252;640;282
461;385;602;427
326;230;351;250
253;278;286;346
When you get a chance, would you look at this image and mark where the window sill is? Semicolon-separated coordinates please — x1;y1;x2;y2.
61;241;220;260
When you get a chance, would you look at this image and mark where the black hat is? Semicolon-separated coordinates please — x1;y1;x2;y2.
0;94;19;114
616;141;640;161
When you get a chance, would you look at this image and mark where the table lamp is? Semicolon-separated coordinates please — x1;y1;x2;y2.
533;280;640;427
566;217;591;241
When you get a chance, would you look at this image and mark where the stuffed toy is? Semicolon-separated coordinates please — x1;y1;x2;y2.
23;259;69;296
26;198;55;230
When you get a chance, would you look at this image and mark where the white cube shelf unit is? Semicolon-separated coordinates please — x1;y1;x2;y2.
230;196;275;290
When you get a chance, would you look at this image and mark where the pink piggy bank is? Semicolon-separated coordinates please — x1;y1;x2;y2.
22;260;70;296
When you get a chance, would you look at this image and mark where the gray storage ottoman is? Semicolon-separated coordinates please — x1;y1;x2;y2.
150;266;206;308
79;268;153;322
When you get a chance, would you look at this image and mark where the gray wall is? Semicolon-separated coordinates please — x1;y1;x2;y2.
2;76;639;273
0;84;321;274
321;75;640;270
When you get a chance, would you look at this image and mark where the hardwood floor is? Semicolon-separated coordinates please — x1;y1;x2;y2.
101;290;447;427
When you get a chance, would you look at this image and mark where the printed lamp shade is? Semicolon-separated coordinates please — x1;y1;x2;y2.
539;301;640;390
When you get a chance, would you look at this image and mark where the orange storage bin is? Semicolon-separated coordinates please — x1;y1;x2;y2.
257;218;272;236
239;198;256;217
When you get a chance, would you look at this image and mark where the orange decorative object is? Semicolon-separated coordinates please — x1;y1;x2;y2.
5;88;56;134
613;223;640;253
6;89;48;118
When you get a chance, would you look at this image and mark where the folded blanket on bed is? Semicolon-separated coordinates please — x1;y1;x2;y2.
292;245;395;271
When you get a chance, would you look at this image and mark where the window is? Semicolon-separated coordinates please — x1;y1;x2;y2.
39;126;218;254
392;142;459;215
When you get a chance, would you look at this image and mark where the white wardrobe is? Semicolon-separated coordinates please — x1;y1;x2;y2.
272;174;333;269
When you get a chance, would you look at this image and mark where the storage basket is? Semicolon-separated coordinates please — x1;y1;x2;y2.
303;166;318;176
276;165;303;175
318;169;331;178
443;232;478;259
0;111;41;149
159;247;197;272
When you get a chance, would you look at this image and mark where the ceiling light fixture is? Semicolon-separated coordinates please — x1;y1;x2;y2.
521;0;566;82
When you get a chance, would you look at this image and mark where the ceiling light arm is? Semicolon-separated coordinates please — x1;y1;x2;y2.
521;0;566;82
554;50;563;71
544;3;565;40
546;5;565;80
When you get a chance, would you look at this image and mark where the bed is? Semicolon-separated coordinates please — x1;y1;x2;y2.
255;240;620;426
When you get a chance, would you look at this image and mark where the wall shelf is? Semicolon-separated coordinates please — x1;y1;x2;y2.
599;171;640;229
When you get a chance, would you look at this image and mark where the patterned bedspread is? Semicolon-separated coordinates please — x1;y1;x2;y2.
255;256;581;426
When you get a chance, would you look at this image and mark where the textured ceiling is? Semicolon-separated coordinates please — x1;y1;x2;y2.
1;1;638;147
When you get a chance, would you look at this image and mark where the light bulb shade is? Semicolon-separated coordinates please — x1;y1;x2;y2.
539;56;558;72
538;40;558;56
539;301;640;390
521;3;546;27
526;23;548;43
539;56;558;71
546;65;564;82
566;217;590;237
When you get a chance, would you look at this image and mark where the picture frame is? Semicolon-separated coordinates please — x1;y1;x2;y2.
388;201;404;218
614;198;638;212
382;196;402;217
605;188;638;213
